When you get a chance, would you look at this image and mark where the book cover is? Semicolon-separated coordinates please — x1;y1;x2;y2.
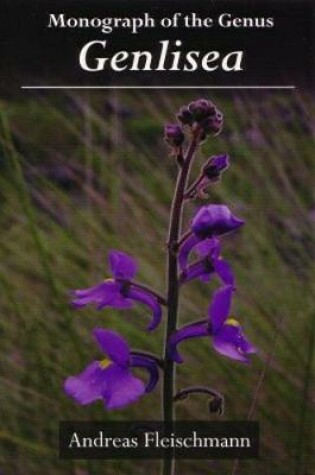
0;1;314;474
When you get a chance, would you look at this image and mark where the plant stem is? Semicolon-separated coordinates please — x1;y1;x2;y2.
184;173;204;199
162;130;201;475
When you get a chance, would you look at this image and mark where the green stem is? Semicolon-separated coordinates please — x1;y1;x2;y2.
162;130;201;475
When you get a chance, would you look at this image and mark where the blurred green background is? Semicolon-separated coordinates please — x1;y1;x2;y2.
0;91;314;475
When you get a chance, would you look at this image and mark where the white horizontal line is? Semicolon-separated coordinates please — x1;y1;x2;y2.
21;85;297;90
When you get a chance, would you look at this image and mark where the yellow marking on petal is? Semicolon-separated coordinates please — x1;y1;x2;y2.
104;278;115;283
226;318;240;327
99;358;112;369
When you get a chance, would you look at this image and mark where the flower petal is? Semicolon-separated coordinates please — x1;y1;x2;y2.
209;285;234;333
180;239;221;284
102;365;145;410
127;287;162;331
108;250;138;280
192;205;245;239
164;123;185;147
169;321;208;363
93;328;130;366
199;272;214;283
130;355;159;393
196;238;220;258
214;259;235;285
98;293;134;311
180;260;214;284
178;234;200;271
201;154;229;184
213;334;249;363
71;280;119;309
64;361;108;405
235;327;257;355
79;281;133;311
212;324;256;363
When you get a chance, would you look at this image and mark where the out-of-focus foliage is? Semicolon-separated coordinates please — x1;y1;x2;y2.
0;91;314;474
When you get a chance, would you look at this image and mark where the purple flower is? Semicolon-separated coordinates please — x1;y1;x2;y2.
164;123;185;147
178;205;244;271
179;238;234;285
64;329;159;410
169;285;256;364
71;250;162;331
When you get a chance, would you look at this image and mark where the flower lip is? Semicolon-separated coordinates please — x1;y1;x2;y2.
212;324;255;363
102;365;146;410
64;328;160;410
64;361;107;406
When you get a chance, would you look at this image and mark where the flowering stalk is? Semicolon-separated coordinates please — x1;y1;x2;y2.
64;98;256;475
163;127;202;474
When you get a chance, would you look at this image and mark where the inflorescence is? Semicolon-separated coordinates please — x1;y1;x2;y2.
64;98;256;412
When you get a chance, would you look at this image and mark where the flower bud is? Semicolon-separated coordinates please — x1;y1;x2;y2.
208;395;224;415
201;109;223;136
202;154;229;181
185;154;229;199
164;123;185;147
176;106;194;126
188;99;216;122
